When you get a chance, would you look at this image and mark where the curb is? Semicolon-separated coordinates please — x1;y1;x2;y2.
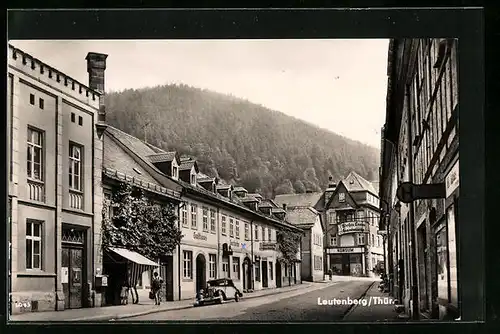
341;281;376;320
91;282;323;321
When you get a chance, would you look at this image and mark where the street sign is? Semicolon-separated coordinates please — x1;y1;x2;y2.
396;182;446;203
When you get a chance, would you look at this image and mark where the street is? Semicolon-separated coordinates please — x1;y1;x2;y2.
118;279;375;321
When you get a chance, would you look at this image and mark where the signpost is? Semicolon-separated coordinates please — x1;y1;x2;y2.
396;182;446;203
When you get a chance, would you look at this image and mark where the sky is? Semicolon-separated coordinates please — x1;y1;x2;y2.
10;39;389;149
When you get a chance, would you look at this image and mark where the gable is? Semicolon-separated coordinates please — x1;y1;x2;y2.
325;181;358;210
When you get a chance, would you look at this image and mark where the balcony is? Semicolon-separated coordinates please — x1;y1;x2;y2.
27;179;45;202
69;190;84;210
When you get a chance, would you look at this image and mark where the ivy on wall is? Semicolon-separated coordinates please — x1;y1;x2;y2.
101;182;183;260
276;228;302;264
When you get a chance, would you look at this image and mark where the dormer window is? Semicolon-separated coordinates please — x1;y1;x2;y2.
172;166;178;179
191;174;196;185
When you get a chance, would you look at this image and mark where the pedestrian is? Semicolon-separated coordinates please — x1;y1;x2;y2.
151;271;163;305
127;267;139;304
328;268;333;281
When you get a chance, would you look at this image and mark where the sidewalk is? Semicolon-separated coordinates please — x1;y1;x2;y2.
10;281;332;322
343;282;409;322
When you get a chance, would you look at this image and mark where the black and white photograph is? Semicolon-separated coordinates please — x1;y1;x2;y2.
6;9;483;325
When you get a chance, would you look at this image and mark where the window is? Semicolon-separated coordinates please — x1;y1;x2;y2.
222;258;229;278
209;254;216;279
229;217;234;237
255;261;260;281
314;256;323;271
232;257;240;280
191;174;196;185
371;234;375;246
71;112;75;123
377;236;381;247
39;98;44;110
268;228;272;242
244;223;249;240
191;204;198;229
69;144;82;191
30;94;35;105
26;220;42;270
262;227;266;241
202;207;209;232
330;236;337;246
181;202;188;227
27;128;43;181
210;209;216;233
78;116;83;126
269;261;273;280
254;225;259;241
357;233;365;245
172;166;178;179
235;220;240;239
183;251;192;279
221;215;227;235
339;193;345;202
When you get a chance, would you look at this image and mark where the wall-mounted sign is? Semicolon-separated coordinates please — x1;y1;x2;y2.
445;160;459;198
230;240;240;248
337;221;368;235
259;242;277;251
193;232;207;241
327;247;364;254
61;267;69;284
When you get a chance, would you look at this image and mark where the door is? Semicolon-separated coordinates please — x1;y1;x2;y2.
276;262;282;288
243;258;252;290
262;261;268;288
62;246;84;309
341;254;350;275
164;256;174;301
195;254;206;293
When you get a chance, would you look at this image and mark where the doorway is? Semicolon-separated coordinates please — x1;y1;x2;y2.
276;262;282;288
243;257;252;291
195;254;206;293
417;224;429;312
61;226;87;309
162;255;174;301
262;261;268;288
341;254;350;275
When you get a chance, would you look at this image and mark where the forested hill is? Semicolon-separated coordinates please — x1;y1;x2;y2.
104;84;380;199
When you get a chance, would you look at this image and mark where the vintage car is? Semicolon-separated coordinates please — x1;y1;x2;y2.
193;278;243;307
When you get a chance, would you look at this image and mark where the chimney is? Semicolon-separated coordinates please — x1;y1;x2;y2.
86;52;108;122
328;176;337;189
325;176;337;204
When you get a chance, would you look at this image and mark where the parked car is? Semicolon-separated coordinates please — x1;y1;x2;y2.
209;278;243;301
193;287;223;307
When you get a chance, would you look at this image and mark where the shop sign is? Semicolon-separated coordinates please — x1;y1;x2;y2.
326;247;364;254
193;232;207;241
61;267;69;284
259;242;277;251
445;160;459;198
230;240;240;248
337;221;368;235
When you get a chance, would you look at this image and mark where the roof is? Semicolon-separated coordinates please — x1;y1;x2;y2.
249;193;263;199
240;196;258;203
343;171;379;196
233;186;248;193
258;201;273;208
285;207;320;227
274;192;323;208
103;126;182;194
147;152;178;164
179;160;198;171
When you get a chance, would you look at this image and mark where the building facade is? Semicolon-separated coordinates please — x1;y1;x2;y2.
380;38;459;320
275;172;382;279
277;205;324;282
7;44;107;314
101;125;303;302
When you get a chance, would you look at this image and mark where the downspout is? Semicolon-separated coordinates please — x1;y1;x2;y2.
217;207;220;279
177;197;183;301
406;86;420;320
250;220;254;291
310;230;314;282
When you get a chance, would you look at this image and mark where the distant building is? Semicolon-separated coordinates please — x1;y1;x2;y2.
7;44;107;313
380;38;459;320
280;205;324;282
275;171;382;278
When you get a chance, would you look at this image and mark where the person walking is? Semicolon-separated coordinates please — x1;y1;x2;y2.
151;271;163;305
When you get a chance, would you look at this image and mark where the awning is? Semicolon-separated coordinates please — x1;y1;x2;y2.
108;247;159;266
